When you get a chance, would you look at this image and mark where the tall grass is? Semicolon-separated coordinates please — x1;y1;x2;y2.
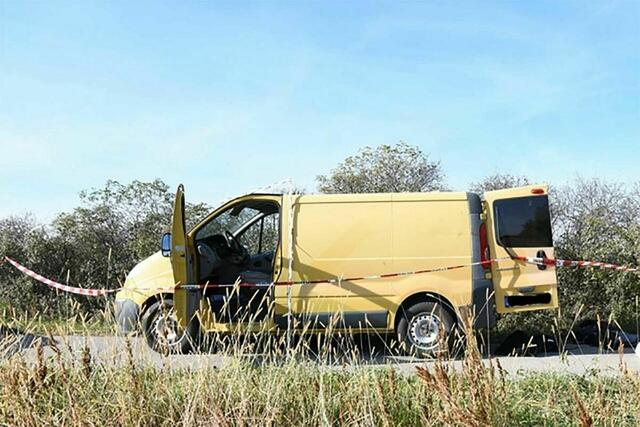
1;307;639;426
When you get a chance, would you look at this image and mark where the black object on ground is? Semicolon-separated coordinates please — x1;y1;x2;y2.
0;325;51;358
494;330;558;356
574;320;639;348
494;320;640;357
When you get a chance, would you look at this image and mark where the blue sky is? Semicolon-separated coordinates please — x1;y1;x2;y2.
1;1;638;220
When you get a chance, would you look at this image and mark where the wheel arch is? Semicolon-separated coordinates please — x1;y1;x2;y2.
139;292;175;318
393;292;459;330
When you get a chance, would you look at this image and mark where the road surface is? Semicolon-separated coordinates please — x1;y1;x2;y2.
3;332;639;376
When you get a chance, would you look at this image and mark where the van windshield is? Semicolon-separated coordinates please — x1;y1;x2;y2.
494;195;552;248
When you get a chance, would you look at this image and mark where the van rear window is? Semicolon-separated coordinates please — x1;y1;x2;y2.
494;196;552;248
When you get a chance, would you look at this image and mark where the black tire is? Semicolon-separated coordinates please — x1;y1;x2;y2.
396;300;456;358
141;297;194;354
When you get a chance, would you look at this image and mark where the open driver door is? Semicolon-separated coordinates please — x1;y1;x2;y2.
168;184;199;331
484;184;559;314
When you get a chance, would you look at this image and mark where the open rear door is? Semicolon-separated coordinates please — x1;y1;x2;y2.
484;185;559;314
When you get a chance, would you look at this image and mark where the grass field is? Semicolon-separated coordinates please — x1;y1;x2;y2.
1;311;639;426
1;352;638;426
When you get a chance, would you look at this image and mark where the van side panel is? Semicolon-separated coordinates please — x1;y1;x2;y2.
294;197;393;279
277;194;396;324
390;194;473;318
275;192;477;332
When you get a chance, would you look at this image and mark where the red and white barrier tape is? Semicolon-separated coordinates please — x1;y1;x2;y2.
514;256;640;274
3;254;639;298
3;255;502;296
3;256;117;297
184;258;504;291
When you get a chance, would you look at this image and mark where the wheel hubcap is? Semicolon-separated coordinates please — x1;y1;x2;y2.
152;306;183;348
408;313;442;350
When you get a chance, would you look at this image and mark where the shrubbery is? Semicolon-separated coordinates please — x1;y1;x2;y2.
496;179;640;333
0;180;210;316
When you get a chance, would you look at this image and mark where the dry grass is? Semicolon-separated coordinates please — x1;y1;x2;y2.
0;308;639;426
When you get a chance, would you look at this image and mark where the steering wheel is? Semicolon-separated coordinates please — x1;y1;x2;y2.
223;230;243;254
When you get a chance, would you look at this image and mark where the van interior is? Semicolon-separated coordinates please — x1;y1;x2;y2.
194;200;280;322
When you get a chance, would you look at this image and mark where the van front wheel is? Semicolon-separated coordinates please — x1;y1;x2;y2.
396;301;455;358
141;298;192;354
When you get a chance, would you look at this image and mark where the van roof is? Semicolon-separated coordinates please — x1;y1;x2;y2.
247;191;472;202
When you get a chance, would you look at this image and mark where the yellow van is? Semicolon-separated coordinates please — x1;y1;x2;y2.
115;184;558;356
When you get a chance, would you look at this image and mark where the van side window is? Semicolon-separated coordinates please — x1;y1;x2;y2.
196;205;262;241
494;196;552;248
239;212;279;256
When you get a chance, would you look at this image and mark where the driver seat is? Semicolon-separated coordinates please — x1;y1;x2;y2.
197;243;222;280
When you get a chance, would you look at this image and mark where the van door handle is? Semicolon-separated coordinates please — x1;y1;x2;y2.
536;250;547;270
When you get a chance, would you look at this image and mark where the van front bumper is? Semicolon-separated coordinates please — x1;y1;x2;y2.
114;299;139;334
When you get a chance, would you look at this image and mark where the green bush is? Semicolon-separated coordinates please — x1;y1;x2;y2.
0;180;209;318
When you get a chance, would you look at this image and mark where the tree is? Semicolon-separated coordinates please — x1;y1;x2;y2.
493;177;640;333
0;214;51;314
0;179;212;317
469;173;530;194
551;178;640;327
316;142;446;194
52;179;211;287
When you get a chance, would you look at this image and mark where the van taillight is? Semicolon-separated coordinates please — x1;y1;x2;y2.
479;222;491;270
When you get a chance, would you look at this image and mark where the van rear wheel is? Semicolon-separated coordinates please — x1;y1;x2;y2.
396;301;455;358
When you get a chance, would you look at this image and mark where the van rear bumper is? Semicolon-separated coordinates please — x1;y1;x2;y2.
472;278;496;329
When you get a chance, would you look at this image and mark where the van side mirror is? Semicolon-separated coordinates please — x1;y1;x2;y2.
161;233;172;257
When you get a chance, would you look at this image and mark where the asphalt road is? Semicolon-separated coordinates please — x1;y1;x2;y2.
3;332;640;376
